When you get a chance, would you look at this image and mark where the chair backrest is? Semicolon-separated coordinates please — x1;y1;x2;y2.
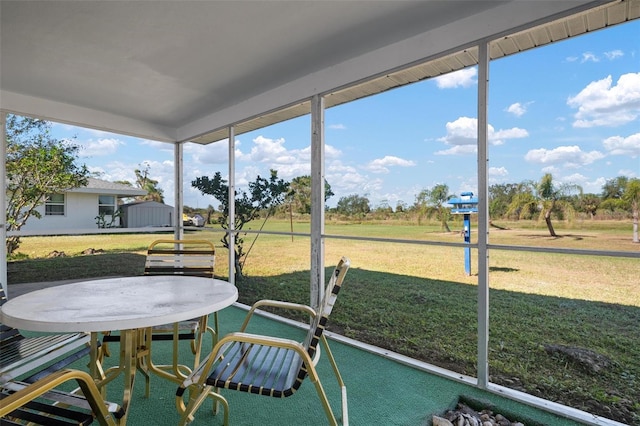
144;239;215;277
303;257;350;360
0;286;24;349
1;286;91;385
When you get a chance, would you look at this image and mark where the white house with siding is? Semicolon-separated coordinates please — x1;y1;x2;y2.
20;177;147;232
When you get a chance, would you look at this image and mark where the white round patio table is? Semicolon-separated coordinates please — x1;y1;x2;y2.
0;275;238;424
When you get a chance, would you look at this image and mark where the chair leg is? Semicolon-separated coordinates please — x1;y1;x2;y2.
177;384;228;426
322;335;348;425
311;378;339;426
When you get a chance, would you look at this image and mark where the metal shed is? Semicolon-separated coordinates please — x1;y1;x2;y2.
119;201;173;228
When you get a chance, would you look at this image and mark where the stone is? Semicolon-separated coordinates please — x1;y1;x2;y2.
432;415;454;426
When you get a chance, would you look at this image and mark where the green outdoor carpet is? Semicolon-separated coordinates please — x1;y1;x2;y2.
82;305;584;425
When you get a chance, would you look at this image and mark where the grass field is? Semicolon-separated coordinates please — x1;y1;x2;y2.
6;219;640;424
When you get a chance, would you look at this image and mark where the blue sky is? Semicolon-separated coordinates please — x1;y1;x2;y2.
53;20;639;209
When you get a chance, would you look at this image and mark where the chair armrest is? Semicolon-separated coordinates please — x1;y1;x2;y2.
221;332;307;352
0;369;122;424
241;300;316;332
187;331;320;389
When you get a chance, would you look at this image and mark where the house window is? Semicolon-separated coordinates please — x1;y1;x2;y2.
98;195;116;215
45;194;65;216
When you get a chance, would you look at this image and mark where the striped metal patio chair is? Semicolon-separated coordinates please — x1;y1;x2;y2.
0;286;91;386
1;286;122;425
176;257;351;426
102;239;217;391
1;369;123;425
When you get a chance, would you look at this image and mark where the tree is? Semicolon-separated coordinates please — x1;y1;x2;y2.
205;204;216;226
507;174;580;237
414;184;452;231
622;178;640;243
505;190;538;220
192;170;289;279
286;175;334;214
5;115;89;254
578;193;601;219
335;194;370;217
489;183;524;219
134;163;164;202
601;176;628;200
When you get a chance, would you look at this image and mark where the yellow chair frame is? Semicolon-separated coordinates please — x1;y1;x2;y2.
176;257;350;426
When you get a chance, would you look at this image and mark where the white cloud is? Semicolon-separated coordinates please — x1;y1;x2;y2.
186;139;229;165
489;167;509;177
559;173;588;185
435;116;529;154
505;102;527;117
237;135;289;162
227;136;348;184
603;49;624;60
434;67;477;89
492;128;529;144
602;132;640;157
568;72;640;127
329;124;346;130
524;145;605;168
435;145;478;156
324;144;342;159
558;174;607;194
617;169;638;179
587;176;608;194
78;138;124;157
366;156;416;174
581;52;599;63
233;135;310;178
566;50;623;64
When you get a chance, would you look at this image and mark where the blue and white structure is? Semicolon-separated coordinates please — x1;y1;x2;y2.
448;192;479;276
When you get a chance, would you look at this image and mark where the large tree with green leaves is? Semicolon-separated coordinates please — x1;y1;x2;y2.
489;182;527;218
578;193;601;219
414;184;452;231
192;169;289;278
601;176;628;200
5;115;90;254
622;178;640;243
335;194;370;217
286;175;334;214
507;174;581;237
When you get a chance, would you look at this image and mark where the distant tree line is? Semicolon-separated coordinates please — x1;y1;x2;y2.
189;169;639;271
8;114;635;260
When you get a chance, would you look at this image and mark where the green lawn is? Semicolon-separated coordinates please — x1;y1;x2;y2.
6;219;640;424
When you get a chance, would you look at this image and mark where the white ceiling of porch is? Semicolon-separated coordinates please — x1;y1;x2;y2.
1;1;637;145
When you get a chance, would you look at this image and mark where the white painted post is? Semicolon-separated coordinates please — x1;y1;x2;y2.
477;41;491;389
0;111;7;296
228;126;236;286
310;95;325;310
174;142;184;241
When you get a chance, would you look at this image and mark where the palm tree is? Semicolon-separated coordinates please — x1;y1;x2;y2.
507;174;581;237
135;164;164;203
623;178;640;243
415;184;452;232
